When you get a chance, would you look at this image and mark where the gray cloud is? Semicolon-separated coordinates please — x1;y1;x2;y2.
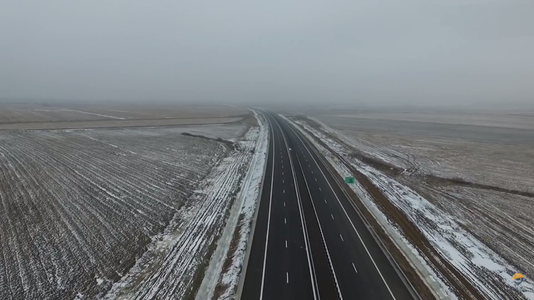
1;0;533;106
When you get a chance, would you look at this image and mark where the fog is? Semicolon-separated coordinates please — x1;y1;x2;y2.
1;0;533;107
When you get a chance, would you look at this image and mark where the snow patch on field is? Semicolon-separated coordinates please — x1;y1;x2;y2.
103;123;261;300
289;117;534;300
215;111;268;299
194;111;268;299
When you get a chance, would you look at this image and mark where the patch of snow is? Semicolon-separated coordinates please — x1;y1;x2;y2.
218;111;269;298
196;110;269;299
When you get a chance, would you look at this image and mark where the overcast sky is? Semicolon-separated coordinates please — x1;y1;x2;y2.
1;0;533;106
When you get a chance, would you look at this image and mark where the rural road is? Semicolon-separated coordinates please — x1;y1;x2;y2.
241;112;417;299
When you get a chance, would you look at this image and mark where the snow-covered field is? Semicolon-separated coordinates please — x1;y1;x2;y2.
0;124;247;300
156;124;249;142
314;116;534;193
103;120;262;300
291;117;534;299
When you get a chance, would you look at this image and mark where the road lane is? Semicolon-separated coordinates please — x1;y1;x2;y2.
279;114;417;300
242;111;417;300
243;114;316;300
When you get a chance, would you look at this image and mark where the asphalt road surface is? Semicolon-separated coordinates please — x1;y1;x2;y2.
241;112;418;300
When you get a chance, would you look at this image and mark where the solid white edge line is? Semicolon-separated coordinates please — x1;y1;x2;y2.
283;116;398;300
294;146;344;300
273;116;319;300
259;116;277;300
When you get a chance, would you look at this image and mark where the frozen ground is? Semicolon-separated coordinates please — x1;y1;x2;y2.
195;111;269;300
0;124;246;300
292;116;534;299
103;121;261;300
315;115;534;193
327;111;534;130
157;124;249;142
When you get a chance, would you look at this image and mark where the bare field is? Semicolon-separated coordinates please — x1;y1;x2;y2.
312;113;534;296
315;114;534;193
326;111;534;130
0;117;243;130
0;103;248;130
72;104;248;120
0;124;247;299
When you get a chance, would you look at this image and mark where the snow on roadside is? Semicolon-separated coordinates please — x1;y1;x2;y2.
196;111;269;299
102;122;260;300
287;116;534;300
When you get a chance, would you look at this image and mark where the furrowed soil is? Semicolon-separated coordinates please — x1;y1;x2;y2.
0;124;245;299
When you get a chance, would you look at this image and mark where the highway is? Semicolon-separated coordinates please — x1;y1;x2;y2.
241;112;417;300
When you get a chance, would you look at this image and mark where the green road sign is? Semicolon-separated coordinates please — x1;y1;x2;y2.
345;176;355;184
